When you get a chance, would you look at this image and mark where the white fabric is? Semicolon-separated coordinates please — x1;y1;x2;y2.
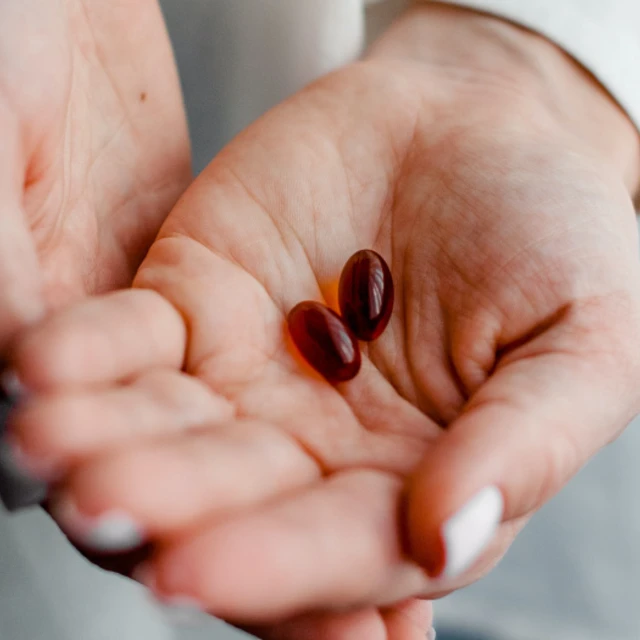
431;0;640;131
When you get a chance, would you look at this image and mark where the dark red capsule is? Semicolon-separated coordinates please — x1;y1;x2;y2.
339;250;394;341
287;301;361;383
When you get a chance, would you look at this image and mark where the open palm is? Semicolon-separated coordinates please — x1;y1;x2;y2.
10;39;640;640
0;0;190;350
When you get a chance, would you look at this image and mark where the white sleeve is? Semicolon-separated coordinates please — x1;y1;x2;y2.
419;0;640;130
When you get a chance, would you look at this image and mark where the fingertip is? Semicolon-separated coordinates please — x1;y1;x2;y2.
151;543;209;609
134;558;209;627
49;492;146;553
63;452;159;520
406;503;446;579
60;444;214;536
440;485;503;579
406;442;504;580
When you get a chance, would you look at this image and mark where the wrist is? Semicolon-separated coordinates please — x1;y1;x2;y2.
367;3;640;196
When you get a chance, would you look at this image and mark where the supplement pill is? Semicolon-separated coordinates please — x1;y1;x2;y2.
287;301;361;383
339;250;394;341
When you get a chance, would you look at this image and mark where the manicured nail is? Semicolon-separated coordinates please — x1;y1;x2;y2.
52;496;145;552
440;485;503;579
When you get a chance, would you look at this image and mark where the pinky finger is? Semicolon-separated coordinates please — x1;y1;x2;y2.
243;600;433;640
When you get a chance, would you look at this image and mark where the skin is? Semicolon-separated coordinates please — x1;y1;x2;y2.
0;0;191;350
5;4;640;639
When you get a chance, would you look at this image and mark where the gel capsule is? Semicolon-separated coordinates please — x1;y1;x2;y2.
287;301;361;383
339;249;394;341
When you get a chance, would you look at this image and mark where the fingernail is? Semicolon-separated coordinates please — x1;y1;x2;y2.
51;496;145;552
427;628;436;640
0;370;27;401
440;485;503;579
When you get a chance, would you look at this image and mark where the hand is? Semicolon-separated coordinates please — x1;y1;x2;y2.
0;0;190;350
6;4;640;639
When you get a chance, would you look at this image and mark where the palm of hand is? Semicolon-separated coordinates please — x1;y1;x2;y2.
0;0;190;313
12;61;640;637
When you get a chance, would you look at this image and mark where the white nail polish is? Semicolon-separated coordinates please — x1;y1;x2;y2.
52;497;145;552
1;370;27;400
441;485;503;579
427;628;436;640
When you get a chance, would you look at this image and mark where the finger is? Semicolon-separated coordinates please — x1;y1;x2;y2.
243;609;390;640
138;470;429;624
382;600;434;640
9;289;186;390
406;303;640;581
48;420;319;552
245;600;433;640
0;102;44;353
7;369;234;476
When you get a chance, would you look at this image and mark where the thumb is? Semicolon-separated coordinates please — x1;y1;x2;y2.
0;102;45;353
406;303;640;582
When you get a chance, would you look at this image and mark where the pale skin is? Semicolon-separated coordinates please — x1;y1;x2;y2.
0;0;191;345
5;4;640;640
